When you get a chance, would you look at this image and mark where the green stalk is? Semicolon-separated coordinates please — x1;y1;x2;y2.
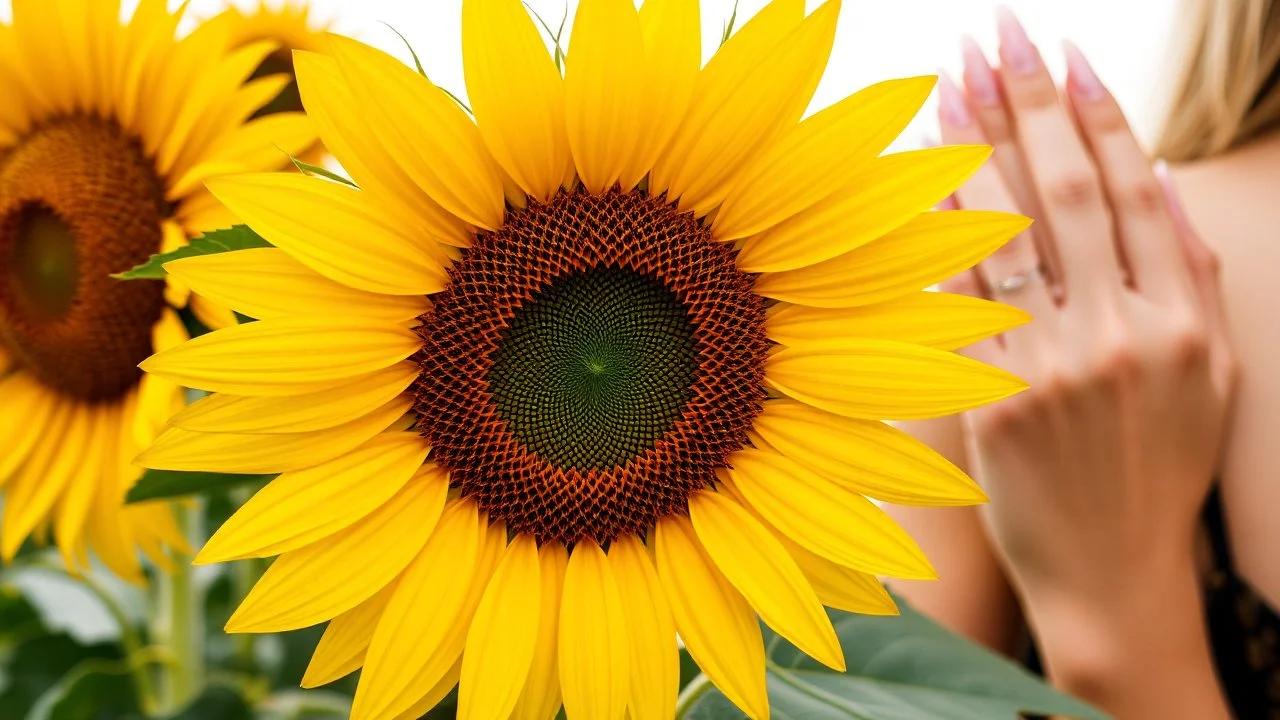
673;673;713;718
155;501;205;714
74;571;161;716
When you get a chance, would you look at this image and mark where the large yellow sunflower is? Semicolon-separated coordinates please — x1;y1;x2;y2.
139;0;1031;717
0;0;316;581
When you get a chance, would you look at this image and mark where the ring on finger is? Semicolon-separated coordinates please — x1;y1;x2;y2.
992;266;1044;293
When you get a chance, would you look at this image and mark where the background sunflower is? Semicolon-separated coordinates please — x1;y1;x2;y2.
0;0;315;583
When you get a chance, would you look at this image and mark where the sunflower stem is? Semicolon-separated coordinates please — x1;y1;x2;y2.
155;501;205;714
673;673;714;718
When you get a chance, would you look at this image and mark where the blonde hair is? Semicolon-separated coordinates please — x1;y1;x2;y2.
1154;0;1280;162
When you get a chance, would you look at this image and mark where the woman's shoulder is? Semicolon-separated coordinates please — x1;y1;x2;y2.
1170;131;1280;612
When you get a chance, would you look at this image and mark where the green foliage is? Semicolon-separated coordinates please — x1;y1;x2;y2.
721;0;741;47
381;22;472;113
678;598;1111;720
125;471;271;505
524;1;568;71
289;156;357;188
112;226;272;280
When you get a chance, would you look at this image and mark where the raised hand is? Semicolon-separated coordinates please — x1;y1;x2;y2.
935;9;1236;718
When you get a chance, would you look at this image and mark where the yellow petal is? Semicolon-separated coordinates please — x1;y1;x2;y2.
303;582;397;688
689;491;843;671
738;145;994;272
463;0;570;201
754;210;1031;308
776;534;898;616
140;316;420;396
136;397;410;474
226;470;446;633
168;363;418;435
715;77;938;242
766;339;1027;421
197;435;433;564
351;500;493;720
292;50;473;248
55;404;114;570
724;448;935;579
564;0;645;193
768;292;1031;352
609;535;678;720
512;542;568;720
165;248;428;323
655;514;767;720
206;173;448;295
459;533;541;720
0;373;58;485
2;402;88;560
559;542;628;720
621;0;699;190
328;35;505;230
652;0;836;216
753;399;986;505
391;657;464;720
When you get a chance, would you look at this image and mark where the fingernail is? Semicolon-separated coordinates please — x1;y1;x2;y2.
1063;40;1105;101
936;194;959;211
961;36;1000;106
937;71;971;127
996;6;1039;75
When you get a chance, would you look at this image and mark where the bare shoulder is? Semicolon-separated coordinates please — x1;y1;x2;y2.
1170;132;1280;608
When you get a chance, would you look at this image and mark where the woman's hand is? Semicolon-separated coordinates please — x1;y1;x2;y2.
935;10;1237;716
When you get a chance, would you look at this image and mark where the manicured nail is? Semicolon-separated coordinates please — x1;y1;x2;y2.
937;71;971;127
961;36;1000;106
936;194;960;211
1063;40;1105;101
995;6;1039;75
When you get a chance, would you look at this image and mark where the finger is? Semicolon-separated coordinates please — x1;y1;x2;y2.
1062;41;1194;302
937;71;1056;326
960;35;1063;294
995;8;1123;297
1156;164;1237;395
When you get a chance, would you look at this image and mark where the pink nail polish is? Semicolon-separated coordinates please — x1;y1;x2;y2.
961;36;1000;106
1063;40;1105;101
937;72;972;127
995;6;1039;75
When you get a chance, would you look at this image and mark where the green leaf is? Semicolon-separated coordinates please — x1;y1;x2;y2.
290;156;357;188
524;1;568;72
112;226;272;280
125;470;271;505
26;656;142;720
679;597;1111;720
720;0;741;47
380;22;472;114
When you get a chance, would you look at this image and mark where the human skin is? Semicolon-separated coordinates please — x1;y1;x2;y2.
884;8;1280;720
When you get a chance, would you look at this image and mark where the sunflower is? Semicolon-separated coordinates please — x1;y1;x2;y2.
210;0;330;160
0;0;316;582
138;0;1031;717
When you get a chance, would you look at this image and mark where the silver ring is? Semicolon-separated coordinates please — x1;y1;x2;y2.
993;267;1040;293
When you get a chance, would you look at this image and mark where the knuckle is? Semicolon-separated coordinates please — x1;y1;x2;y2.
1165;320;1211;367
1043;172;1103;211
1115;180;1166;217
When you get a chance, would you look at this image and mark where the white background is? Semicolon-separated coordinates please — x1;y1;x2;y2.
0;0;1179;147
179;0;1180;150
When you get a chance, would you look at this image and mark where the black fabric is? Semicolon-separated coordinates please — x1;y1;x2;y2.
1203;489;1280;719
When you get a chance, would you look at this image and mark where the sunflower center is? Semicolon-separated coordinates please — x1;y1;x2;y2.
415;189;769;545
0;116;167;401
488;268;698;470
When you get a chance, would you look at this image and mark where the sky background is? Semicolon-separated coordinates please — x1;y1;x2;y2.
176;0;1181;151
